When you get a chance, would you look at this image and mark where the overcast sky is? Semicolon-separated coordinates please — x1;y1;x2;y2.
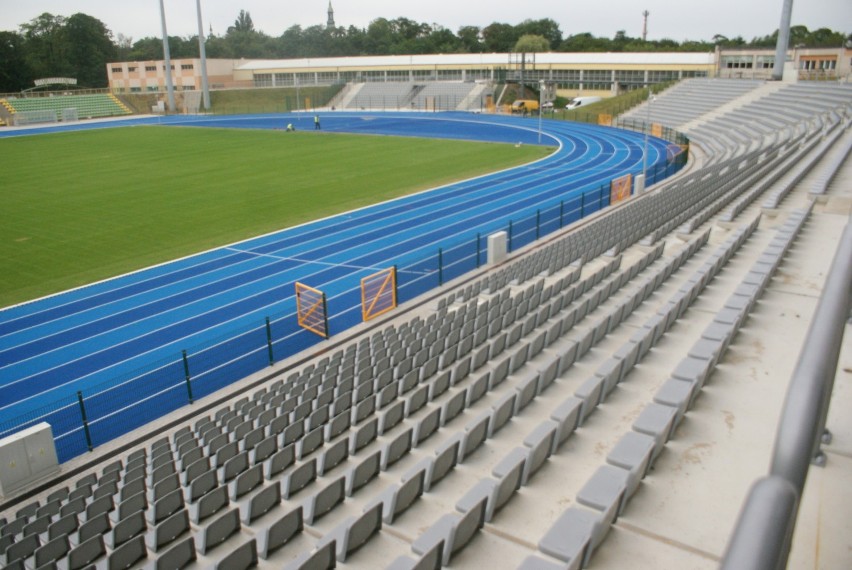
1;0;849;44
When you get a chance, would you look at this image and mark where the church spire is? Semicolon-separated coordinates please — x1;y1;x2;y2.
327;1;335;27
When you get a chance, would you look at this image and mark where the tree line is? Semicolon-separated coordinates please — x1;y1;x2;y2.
1;9;848;92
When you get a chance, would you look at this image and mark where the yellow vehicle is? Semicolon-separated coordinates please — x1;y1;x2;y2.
511;99;539;114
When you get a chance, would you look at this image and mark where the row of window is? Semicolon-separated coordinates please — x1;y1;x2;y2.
111;64;194;73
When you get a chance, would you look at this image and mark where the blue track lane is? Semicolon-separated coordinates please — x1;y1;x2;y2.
0;112;674;460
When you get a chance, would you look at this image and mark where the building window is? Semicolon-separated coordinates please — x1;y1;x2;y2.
181;64;194;70
162;65;174;70
130;87;142;92
111;67;123;73
147;86;159;91
128;66;137;72
721;55;753;69
145;65;156;72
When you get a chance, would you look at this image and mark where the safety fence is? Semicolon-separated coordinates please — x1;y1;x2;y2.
0;131;688;464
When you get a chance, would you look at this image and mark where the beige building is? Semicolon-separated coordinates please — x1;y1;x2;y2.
717;46;852;80
106;47;851;98
106;58;247;93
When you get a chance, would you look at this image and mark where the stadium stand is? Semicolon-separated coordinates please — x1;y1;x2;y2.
339;81;489;112
1;93;132;124
0;78;850;568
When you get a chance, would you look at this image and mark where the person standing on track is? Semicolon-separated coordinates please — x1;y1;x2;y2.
314;114;321;130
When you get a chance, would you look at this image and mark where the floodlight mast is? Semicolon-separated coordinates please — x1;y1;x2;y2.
196;0;211;111
771;0;794;81
159;0;176;112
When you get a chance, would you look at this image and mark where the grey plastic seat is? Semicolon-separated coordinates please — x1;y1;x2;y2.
256;507;303;560
264;445;296;480
349;417;379;454
372;468;425;524
457;451;523;523
428;436;461;491
382;428;414;470
189;484;228;524
213;538;257;570
386;542;443;570
577;464;631;519
607;431;657;503
33;534;69;567
652;377;699;426
65;534;106;570
148;536;195;570
538;507;607;568
4;533;39;565
317;502;383;562
574;376;605;425
107;509;147;549
282;458;317;499
632;403;677;460
198;507;240;555
317;439;349;477
47;513;79;542
106;534;147;569
411;497;487;566
522;421;559;485
149;489;184;525
346;451;381;496
230;464;263;500
460;413;490;462
304;477;346;525
238;482;281;524
413;407;441;446
283;539;336;570
146;508;189;552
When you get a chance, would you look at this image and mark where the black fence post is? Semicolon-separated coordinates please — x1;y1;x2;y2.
581;192;586;217
77;391;93;452
438;248;444;286
508;221;513;252
559;200;564;229
265;317;275;366
476;233;481;268
182;350;194;404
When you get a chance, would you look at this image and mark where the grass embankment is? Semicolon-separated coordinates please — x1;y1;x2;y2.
1;126;550;307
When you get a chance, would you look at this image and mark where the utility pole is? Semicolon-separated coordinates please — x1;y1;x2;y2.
772;0;794;81
642;10;650;42
159;0;176;112
196;0;211;111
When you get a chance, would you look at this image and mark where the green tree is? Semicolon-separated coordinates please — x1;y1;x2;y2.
0;31;31;91
514;34;550;53
457;25;483;52
62;13;116;87
229;10;255;34
517;19;562;48
482;22;518;52
365;18;393;54
20;13;68;80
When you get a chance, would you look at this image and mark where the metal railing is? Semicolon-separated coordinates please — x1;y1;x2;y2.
722;220;852;569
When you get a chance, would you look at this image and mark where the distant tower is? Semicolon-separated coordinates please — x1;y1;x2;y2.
642;10;650;41
327;2;335;27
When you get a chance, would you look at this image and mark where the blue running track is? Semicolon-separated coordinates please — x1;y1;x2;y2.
0;112;675;461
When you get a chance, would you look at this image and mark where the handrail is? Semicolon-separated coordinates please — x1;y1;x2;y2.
722;220;852;569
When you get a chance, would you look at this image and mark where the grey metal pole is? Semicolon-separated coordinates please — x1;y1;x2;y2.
159;0;176;112
195;0;211;111
771;0;794;81
642;90;654;181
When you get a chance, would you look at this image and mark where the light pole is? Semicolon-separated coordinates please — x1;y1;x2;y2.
642;89;655;184
538;80;544;144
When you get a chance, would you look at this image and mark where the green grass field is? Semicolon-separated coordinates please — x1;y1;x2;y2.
1;126;551;308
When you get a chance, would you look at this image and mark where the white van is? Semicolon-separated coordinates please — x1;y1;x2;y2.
565;96;602;110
